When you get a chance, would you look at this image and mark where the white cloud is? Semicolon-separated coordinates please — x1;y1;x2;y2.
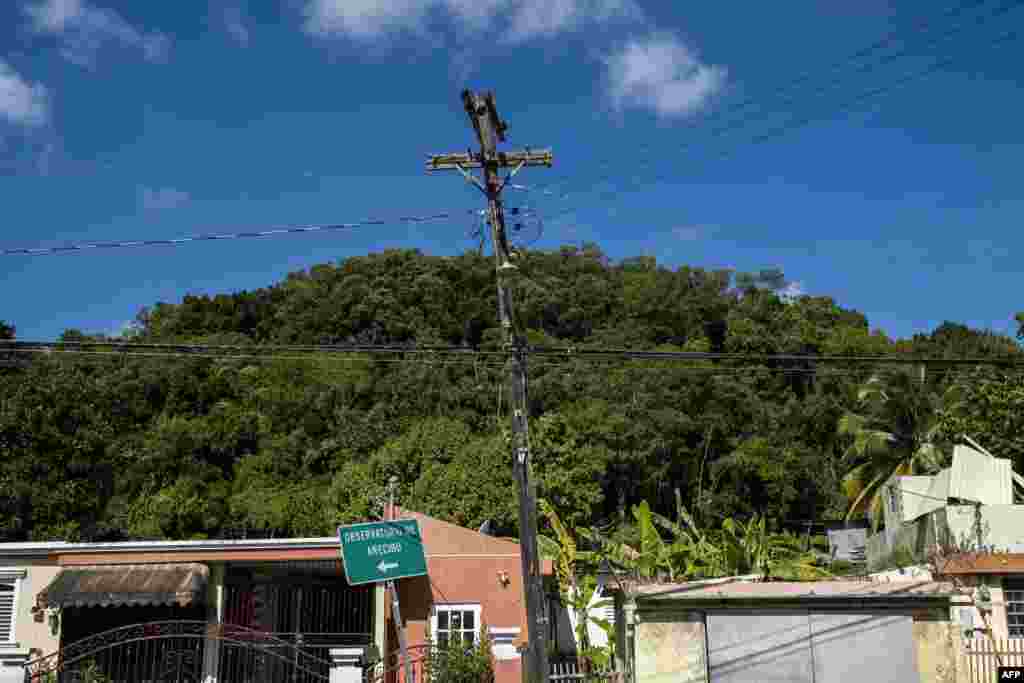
780;281;806;300
303;0;431;38
140;186;190;210
604;33;725;118
224;7;250;45
504;0;638;42
302;0;638;42
0;59;49;127
24;0;170;67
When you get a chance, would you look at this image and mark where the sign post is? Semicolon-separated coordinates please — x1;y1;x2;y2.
338;518;427;683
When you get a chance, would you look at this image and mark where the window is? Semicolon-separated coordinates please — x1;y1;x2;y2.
0;570;25;646
1005;578;1024;638
432;604;481;647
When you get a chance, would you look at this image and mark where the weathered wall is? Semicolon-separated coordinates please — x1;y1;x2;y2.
632;612;707;683
945;506;1024;552
627;604;961;683
911;607;960;683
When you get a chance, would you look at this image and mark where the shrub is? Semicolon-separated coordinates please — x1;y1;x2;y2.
424;624;495;683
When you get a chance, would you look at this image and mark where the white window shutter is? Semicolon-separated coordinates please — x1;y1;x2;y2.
0;584;14;642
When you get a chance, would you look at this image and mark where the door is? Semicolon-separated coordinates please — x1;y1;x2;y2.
706;610;814;683
706;609;918;683
809;612;917;683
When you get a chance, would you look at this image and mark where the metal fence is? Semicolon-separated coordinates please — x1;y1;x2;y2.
964;638;1024;683
549;659;621;683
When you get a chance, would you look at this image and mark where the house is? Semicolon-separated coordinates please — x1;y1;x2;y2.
0;506;553;683
613;576;963;683
864;442;1024;643
870;443;1024;564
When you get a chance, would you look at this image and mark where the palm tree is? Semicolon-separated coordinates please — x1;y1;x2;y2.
839;367;951;530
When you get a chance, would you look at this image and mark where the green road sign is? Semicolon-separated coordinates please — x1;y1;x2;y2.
338;519;428;586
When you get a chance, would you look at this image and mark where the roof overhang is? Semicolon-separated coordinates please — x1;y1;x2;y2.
38;563;209;608
938;553;1024;574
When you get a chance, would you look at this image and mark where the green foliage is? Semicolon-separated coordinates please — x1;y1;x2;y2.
424;624;495;683
839;368;952;530
2;246;1021;544
869;545;918;572
937;371;1024;473
586;494;829;584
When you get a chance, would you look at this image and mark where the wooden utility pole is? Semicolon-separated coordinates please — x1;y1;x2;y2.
387;476;413;683
427;90;553;683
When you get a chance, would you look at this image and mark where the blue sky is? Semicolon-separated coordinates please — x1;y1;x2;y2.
1;0;1021;342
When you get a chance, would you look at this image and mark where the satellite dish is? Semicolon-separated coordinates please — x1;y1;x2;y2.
478;519;494;536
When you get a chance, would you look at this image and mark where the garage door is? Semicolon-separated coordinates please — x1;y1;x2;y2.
707;610;814;683
706;610;918;683
810;612;917;683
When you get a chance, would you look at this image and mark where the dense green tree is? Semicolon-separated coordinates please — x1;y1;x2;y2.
839;368;952;529
2;245;1020;544
937;371;1024;471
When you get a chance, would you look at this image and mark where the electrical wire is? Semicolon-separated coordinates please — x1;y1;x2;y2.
0;210;481;257
520;0;1013;196
513;11;1023;214
5;340;1024;367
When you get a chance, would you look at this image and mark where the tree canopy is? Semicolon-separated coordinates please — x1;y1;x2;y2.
1;244;1022;544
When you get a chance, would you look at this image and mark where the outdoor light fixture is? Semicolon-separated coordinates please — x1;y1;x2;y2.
46;607;60;636
498;571;510;587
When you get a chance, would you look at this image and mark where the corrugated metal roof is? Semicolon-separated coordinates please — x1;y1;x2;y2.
949;444;1013;505
633;579;957;601
38;563;208;608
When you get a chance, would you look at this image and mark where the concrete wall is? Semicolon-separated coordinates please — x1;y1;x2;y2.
626;604;962;683
945;505;1024;552
910;606;961;683
869;504;1024;567
631;612;707;683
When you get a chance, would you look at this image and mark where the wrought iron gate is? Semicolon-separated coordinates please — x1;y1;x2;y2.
24;620;332;683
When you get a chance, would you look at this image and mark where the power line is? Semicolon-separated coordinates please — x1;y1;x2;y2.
5;341;1024;383
5;339;1024;366
526;347;1024;367
0;340;505;356
512;14;1023;215
561;0;1017;186
0;210;481;258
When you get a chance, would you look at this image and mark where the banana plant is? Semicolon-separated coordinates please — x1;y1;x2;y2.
538;499;613;673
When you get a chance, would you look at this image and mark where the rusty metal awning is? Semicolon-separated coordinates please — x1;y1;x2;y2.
38;563;208;608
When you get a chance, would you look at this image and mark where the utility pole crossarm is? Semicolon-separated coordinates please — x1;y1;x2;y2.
425;149;554;172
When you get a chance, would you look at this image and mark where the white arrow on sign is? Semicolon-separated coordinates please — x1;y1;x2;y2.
377;561;399;573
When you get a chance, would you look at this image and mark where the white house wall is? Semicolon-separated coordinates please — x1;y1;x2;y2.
897;476;942;523
949;445;1014;506
945;505;1024;551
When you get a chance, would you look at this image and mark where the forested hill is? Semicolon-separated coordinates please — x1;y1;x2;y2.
2;244;1023;544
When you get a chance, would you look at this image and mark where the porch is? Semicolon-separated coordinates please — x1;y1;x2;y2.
27;559;380;683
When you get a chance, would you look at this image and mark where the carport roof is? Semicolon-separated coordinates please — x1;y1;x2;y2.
633;579;958;601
